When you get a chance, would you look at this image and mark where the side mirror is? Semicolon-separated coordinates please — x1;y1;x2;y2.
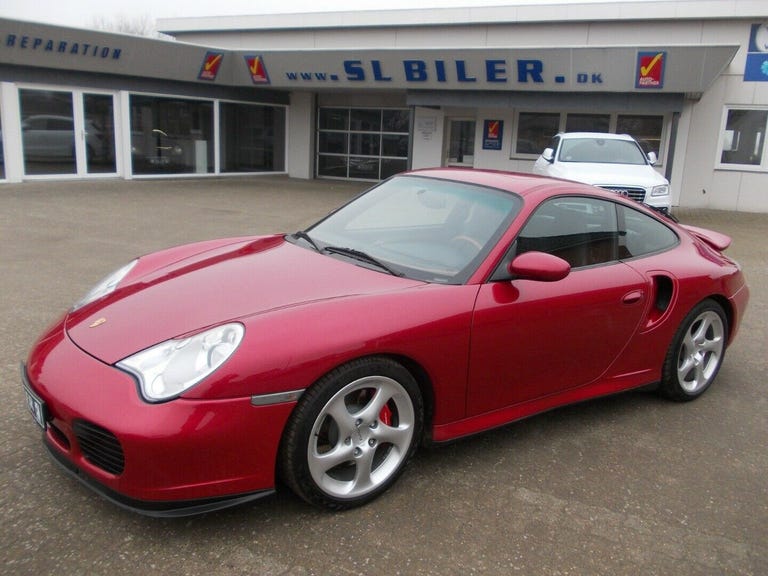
541;148;555;163
508;251;570;282
647;151;658;166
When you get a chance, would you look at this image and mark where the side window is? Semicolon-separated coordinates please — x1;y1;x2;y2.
618;205;679;258
516;197;619;268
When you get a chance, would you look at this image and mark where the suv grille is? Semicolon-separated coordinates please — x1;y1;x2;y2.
599;186;646;202
72;420;125;475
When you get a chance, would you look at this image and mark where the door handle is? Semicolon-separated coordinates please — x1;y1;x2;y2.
622;290;644;304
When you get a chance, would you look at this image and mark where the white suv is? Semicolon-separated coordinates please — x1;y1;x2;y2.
533;132;671;213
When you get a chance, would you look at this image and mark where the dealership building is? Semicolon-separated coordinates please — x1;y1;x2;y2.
1;1;768;212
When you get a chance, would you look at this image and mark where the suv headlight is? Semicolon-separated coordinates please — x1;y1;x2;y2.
72;260;138;311
651;184;670;197
117;323;245;402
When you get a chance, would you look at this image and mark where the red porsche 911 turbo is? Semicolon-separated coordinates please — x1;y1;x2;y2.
22;168;749;516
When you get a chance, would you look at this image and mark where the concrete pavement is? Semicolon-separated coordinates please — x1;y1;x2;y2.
1;176;766;575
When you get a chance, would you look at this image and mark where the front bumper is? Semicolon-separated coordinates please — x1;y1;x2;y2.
22;319;296;515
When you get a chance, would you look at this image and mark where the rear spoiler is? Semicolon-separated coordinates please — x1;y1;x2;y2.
680;224;732;251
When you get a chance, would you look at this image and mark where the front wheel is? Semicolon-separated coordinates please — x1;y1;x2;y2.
660;299;728;401
279;357;423;510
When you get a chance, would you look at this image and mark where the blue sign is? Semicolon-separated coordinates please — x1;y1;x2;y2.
744;23;768;82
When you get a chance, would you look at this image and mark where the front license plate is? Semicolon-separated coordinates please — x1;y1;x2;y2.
23;385;47;430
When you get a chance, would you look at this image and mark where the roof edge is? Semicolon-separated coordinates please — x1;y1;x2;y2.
158;1;768;34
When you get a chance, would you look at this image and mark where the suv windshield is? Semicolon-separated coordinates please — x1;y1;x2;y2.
559;138;647;165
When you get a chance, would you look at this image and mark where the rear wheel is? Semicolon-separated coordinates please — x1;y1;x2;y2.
279;357;423;509
660;299;727;401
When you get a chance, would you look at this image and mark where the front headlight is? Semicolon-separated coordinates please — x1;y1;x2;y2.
651;184;670;197
117;323;245;402
72;260;137;311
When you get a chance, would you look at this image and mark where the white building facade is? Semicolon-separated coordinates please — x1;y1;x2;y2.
2;1;768;212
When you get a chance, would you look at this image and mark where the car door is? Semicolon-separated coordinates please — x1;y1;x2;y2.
466;196;649;416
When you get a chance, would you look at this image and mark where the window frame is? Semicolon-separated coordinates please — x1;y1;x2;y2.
715;105;768;172
491;195;679;280
511;111;668;164
316;106;411;181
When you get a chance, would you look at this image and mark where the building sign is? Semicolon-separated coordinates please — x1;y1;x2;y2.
198;51;223;81
244;55;270;84
1;18;739;94
237;46;734;93
3;31;122;60
266;53;608;90
482;120;504;150
636;51;666;89
744;22;768;82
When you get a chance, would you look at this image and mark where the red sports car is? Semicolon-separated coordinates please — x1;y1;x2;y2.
22;169;749;516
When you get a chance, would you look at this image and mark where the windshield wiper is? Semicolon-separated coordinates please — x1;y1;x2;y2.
291;230;321;252
323;246;403;277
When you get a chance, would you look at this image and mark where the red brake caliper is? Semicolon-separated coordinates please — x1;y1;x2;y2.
379;403;393;426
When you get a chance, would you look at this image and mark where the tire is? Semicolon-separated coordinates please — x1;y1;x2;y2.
660;299;728;401
279;357;424;510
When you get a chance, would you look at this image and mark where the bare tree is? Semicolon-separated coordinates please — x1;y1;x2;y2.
91;13;173;40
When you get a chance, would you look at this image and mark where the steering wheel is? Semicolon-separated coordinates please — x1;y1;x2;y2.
449;235;483;255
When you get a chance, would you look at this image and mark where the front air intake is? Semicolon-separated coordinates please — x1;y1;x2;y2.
72;420;125;475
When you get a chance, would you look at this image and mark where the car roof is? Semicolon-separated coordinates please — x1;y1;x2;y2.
405;167;614;199
557;132;635;141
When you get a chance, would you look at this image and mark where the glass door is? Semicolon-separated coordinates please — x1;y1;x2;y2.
445;119;476;167
19;88;117;177
83;93;116;174
19;89;77;176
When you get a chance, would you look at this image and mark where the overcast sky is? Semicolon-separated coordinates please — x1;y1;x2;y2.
1;0;651;30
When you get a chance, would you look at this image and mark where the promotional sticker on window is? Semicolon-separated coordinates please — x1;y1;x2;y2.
482;120;503;150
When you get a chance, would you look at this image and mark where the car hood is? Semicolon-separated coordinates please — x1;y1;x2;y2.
66;235;423;364
548;162;668;188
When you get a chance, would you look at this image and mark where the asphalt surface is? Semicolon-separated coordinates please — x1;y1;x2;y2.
1;176;766;576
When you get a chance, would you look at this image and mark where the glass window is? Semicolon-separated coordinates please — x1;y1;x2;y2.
516;112;560;154
516;197;620;268
19;89;76;175
319;132;348;155
383;109;410;132
618;205;678;258
130;95;214;175
616;115;664;157
350;133;380;156
350;109;381;131
317;107;410;180
382;134;409;157
220;103;285;173
381;158;408;179
84;93;116;174
319;108;349;131
565;113;610;133
447;120;475;165
349;156;380;179
719;108;768;167
513;112;665;160
318;155;348;178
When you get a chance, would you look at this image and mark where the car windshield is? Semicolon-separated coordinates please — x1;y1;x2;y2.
558;138;647;165
301;175;522;284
